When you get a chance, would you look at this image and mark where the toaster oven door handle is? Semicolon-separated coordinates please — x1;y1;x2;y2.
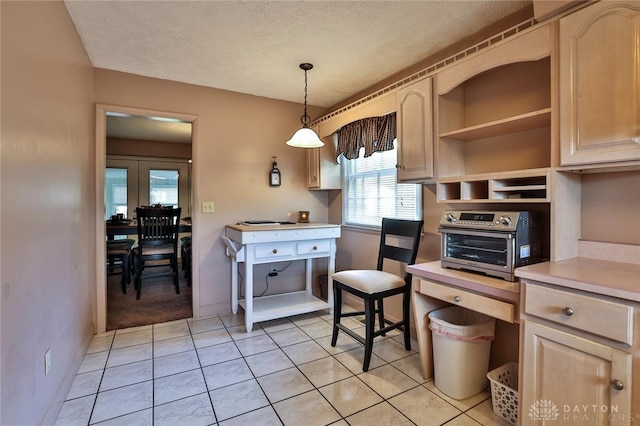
438;227;515;240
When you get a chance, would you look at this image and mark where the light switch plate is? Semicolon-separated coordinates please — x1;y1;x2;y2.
202;201;214;213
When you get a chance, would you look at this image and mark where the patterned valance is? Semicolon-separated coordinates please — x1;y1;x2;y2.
336;112;396;160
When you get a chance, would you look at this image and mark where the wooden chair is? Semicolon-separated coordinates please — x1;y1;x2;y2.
106;239;135;294
134;206;182;300
331;218;424;371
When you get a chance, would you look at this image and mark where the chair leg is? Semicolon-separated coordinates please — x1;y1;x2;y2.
403;291;411;351
331;285;343;347
377;299;386;336
121;255;128;294
173;255;180;294
363;297;376;372
134;255;142;300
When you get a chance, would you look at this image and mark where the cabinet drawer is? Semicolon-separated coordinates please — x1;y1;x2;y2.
297;240;330;255
524;283;634;345
419;280;516;323
254;243;295;259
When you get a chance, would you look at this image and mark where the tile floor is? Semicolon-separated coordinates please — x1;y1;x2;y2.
55;308;510;426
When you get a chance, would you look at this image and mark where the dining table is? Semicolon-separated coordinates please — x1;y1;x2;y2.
106;218;192;239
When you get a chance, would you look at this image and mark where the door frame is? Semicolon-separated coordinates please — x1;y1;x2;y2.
95;104;199;333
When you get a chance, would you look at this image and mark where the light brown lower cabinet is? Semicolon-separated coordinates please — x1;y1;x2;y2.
520;280;637;425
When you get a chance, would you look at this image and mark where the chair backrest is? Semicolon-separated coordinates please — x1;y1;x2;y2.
377;218;424;283
135;207;182;249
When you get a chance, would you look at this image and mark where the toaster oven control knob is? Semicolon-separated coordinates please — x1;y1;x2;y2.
499;215;512;226
445;213;457;223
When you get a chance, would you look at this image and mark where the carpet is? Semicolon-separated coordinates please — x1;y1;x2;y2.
106;265;192;331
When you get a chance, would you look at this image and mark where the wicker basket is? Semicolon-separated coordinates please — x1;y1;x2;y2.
487;363;518;425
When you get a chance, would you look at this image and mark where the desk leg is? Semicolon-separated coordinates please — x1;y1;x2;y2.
327;240;336;312
305;258;312;294
411;283;448;380
231;257;238;315
244;257;254;332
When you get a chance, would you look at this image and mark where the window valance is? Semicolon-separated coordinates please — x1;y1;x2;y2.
335;112;396;160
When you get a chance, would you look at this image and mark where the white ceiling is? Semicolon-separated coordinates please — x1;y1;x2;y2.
65;0;531;111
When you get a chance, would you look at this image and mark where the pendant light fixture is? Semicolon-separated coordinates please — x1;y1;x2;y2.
285;63;324;148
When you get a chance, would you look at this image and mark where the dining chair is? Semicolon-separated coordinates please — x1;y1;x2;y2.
106;239;136;294
331;218;424;371
133;206;182;300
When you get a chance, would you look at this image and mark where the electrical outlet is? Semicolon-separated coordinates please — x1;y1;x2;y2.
268;268;278;277
202;201;214;213
44;348;51;376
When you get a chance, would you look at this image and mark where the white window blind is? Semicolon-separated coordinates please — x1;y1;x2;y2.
342;143;421;228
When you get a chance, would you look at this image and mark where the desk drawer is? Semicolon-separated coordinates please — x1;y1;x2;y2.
419;280;516;323
254;243;295;259
524;283;634;345
297;240;330;255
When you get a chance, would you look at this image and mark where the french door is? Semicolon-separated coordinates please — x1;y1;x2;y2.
105;156;191;220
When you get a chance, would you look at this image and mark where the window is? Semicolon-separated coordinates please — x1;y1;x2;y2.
342;142;421;228
149;169;179;207
105;168;128;219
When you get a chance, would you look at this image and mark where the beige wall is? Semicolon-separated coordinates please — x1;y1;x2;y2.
581;171;640;245
0;1;95;424
107;137;192;159
94;69;328;317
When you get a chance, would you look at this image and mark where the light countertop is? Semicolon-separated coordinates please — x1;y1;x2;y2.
515;257;640;302
226;222;340;232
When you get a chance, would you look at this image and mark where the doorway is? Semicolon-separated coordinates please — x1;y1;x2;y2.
95;104;199;333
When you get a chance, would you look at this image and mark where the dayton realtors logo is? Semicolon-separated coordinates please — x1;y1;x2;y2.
529;400;637;423
528;399;560;424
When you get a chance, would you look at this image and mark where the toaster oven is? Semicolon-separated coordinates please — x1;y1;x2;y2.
438;210;545;281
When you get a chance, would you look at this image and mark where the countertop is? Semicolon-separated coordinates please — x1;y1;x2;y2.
226;222;340;232
515;257;640;302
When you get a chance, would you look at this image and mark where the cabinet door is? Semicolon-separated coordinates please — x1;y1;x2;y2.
560;1;640;166
307;146;320;189
396;77;434;182
306;127;340;190
521;321;632;425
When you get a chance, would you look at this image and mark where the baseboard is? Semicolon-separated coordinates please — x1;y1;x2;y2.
41;321;95;425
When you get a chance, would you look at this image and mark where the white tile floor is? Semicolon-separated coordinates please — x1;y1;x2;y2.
55;309;511;426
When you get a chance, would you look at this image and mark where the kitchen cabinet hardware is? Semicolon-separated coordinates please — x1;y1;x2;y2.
453;295;461;302
561;306;574;317
610;379;625;391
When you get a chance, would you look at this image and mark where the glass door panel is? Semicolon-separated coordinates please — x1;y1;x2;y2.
105;158;139;220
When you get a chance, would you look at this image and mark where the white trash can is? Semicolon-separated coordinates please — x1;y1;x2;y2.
428;306;496;400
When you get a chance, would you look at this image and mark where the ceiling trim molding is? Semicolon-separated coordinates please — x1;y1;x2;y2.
310;18;537;129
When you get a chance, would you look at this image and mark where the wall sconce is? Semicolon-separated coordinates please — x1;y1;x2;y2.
298;211;310;223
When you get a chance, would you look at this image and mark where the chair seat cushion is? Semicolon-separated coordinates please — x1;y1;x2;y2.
107;247;131;256
332;270;405;294
135;245;175;255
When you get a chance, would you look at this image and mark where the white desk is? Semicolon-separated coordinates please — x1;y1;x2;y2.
223;223;341;332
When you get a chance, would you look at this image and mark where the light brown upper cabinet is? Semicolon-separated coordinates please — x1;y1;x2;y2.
396;77;434;182
307;126;341;190
434;24;553;202
559;1;640;168
436;24;552;179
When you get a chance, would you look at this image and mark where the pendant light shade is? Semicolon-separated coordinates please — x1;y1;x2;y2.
286;63;324;148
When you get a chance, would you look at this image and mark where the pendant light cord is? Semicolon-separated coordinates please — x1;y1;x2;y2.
300;63;312;127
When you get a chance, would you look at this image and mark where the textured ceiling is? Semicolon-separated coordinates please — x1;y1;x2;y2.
65;0;531;111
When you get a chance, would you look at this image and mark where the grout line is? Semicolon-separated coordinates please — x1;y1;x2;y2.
64;311;492;425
